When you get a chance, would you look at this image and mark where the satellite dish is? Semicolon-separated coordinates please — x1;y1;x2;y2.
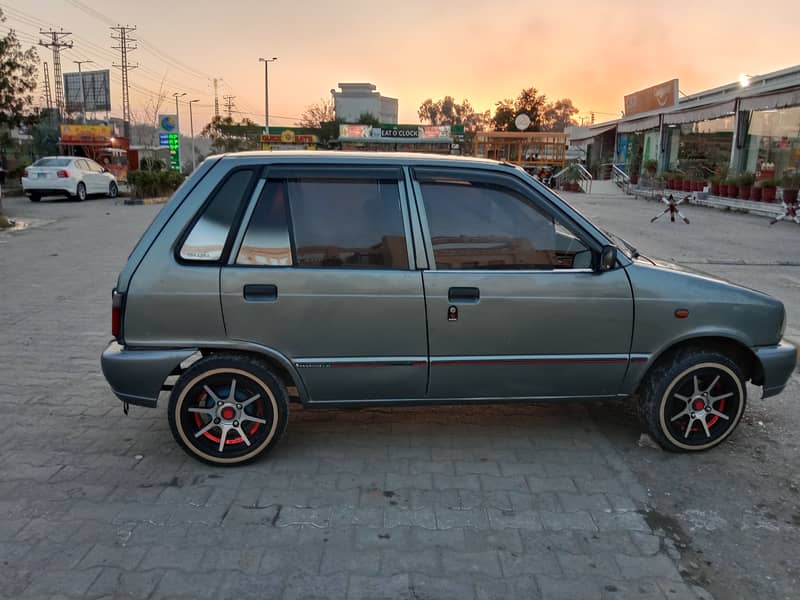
514;112;531;131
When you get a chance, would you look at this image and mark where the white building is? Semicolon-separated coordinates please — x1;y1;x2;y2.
332;83;398;124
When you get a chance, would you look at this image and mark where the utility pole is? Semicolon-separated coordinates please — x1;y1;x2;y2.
189;99;199;171
73;60;93;123
258;57;277;133
39;30;73;116
223;95;236;119
212;78;221;118
110;25;137;139
42;63;53;110
173;92;186;171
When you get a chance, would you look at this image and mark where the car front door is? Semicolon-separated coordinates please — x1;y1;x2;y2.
412;167;634;400
220;165;428;403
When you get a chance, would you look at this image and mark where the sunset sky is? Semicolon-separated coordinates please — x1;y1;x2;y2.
4;0;800;130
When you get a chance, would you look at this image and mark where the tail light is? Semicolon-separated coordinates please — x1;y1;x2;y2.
112;289;124;341
22;169;28;178
57;169;70;178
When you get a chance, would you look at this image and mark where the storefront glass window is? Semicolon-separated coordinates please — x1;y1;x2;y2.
743;106;800;182
675;116;734;176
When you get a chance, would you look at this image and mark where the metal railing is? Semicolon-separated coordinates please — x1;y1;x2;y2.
553;163;593;194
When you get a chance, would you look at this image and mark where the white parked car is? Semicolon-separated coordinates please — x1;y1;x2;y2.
22;156;119;202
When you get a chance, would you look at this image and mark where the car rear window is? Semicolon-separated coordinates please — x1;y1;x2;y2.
33;158;72;167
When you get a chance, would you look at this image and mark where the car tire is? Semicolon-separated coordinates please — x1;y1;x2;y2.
639;347;747;452
108;181;118;199
74;182;87;202
168;354;289;466
29;194;41;202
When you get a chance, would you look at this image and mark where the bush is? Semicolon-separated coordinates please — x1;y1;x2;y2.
781;172;800;189
738;172;755;186
643;159;658;173
128;169;185;198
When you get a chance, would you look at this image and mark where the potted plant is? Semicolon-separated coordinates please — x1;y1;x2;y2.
750;181;762;201
759;179;777;203
737;172;754;201
710;176;721;196
672;172;683;190
644;159;658;176
781;173;800;204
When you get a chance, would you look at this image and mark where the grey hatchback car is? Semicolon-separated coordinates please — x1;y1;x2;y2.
101;152;796;465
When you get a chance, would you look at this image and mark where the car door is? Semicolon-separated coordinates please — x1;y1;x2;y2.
85;159;107;193
73;159;96;193
411;167;634;400
220;164;428;403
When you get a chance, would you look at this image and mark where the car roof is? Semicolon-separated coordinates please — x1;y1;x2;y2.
216;150;512;170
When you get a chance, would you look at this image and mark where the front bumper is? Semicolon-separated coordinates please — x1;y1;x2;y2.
101;341;197;407
755;340;797;398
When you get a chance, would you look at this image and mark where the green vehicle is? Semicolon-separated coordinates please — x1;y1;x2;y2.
101;152;796;465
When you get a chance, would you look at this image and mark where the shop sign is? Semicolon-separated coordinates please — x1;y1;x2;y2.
380;125;419;138
339;124;372;138
420;125;451;139
260;131;318;144
60;124;112;144
624;79;678;117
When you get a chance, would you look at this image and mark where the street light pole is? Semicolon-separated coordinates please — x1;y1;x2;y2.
172;92;187;171
258;57;277;134
189;99;199;171
73;60;93;123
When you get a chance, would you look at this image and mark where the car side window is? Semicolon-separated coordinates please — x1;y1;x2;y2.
75;159;89;170
180;169;254;262
419;177;591;270
235;180;293;266
286;178;409;269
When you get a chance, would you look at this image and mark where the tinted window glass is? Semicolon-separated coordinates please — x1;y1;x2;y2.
75;159;89;170
288;179;408;269
180;169;253;261
420;179;590;270
236;180;292;266
33;158;71;167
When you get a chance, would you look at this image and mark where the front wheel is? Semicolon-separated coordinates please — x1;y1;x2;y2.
639;348;747;452
108;181;118;198
168;354;289;465
74;182;87;201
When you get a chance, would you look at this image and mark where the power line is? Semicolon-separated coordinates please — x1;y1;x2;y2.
110;25;137;137
39;29;73;114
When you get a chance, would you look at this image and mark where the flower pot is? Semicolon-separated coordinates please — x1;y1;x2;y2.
762;187;776;202
738;185;751;200
571;182;581;192
711;182;720;195
783;189;799;204
667;179;675;189
683;180;692;192
750;186;762;201
728;185;739;199
693;181;705;192
719;183;728;196
630;174;639;185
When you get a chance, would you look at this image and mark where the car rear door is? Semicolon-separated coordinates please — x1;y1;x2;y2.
220;164;428;403
411;167;634;400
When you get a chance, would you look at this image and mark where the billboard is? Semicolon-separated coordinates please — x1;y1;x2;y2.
63;69;111;113
624;79;678;117
60;124;112;145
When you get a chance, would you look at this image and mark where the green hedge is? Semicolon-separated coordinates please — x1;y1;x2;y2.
128;170;185;198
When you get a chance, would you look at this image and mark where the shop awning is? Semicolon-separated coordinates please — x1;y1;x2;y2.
617;114;660;133
739;87;800;112
567;124;616;143
662;100;736;125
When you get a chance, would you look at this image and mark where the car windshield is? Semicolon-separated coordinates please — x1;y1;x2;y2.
33;158;72;167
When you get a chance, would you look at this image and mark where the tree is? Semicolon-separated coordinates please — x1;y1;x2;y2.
201;115;262;153
357;112;380;126
491;87;549;132
0;9;39;226
297;98;335;128
542;98;579;132
417;96;490;131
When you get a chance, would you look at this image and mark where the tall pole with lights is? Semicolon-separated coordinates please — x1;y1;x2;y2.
258;57;277;134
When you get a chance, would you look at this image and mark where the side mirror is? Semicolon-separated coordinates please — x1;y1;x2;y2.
101;167;108;173
596;245;617;272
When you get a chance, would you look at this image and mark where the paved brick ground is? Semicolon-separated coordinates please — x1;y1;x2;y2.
0;194;721;599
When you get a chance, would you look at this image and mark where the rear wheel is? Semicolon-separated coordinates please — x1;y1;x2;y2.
168;354;289;465
74;182;87;202
29;194;41;202
639;348;746;452
108;181;118;198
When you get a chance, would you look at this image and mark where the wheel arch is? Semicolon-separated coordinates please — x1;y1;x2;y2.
632;335;763;394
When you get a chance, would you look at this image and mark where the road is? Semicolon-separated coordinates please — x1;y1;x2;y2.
0;190;798;599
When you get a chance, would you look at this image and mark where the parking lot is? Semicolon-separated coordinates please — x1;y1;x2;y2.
1;190;798;599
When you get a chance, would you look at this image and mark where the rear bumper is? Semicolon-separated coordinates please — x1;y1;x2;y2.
22;179;76;195
755;340;797;398
101;341;197;407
